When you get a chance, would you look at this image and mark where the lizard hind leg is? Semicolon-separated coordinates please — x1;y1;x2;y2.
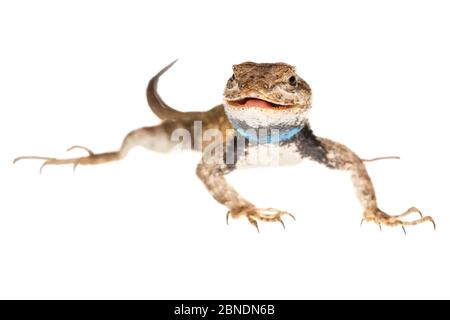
13;121;180;173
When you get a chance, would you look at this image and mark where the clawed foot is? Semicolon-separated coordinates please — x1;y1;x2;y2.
361;207;436;235
13;145;107;173
226;206;296;232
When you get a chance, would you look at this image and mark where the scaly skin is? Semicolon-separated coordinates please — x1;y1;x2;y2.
14;61;435;233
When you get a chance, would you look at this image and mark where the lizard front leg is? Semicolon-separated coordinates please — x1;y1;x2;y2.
316;137;435;233
196;140;294;232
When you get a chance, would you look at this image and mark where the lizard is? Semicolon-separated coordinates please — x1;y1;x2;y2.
14;60;435;233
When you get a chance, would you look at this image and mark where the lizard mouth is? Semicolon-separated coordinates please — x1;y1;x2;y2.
226;98;293;110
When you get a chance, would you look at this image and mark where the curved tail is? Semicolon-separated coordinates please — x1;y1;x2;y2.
146;60;203;121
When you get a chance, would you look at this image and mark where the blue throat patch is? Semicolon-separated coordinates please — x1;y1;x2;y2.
235;125;303;144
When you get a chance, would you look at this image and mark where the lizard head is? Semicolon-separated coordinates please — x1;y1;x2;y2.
223;62;312;141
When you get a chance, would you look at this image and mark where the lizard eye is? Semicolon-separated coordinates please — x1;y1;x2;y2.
227;74;236;89
288;76;297;87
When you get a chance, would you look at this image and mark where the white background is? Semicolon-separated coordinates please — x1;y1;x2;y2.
1;0;449;299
